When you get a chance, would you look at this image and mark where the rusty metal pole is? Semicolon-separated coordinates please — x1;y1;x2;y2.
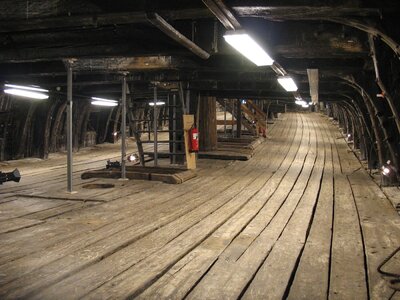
224;99;227;136
153;86;158;166
66;62;73;193
121;76;127;179
231;99;235;137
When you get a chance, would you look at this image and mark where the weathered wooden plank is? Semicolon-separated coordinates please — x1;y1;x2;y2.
78;117;303;299
333;117;398;299
5;114;382;300
32;152;277;299
198;150;252;161
243;118;324;299
0;197;69;220
24;202;90;220
186;116;313;299
0;179;174;265
287;117;334;299
0;146;230;265
45;116;292;298
0;131;278;298
0;217;44;234
328;138;368;299
348;169;400;299
32;169;268;298
26;115;290;300
137;114;297;299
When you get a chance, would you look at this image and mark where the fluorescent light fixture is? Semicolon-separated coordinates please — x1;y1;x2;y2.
4;84;49;100
5;89;49;99
295;100;304;105
91;100;118;107
277;76;298;92
223;31;274;66
5;84;48;92
91;97;118;107
295;99;309;108
149;101;165;106
295;99;308;106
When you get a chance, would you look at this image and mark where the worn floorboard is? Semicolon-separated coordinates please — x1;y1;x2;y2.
0;113;398;299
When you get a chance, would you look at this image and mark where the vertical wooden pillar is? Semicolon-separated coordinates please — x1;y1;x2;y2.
199;95;217;151
183;114;196;169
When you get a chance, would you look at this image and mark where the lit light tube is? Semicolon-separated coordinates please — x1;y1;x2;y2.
277;76;298;92
5;84;48;92
223;31;274;66
149;101;165;106
91;97;118;107
4;84;49;99
301;103;309;108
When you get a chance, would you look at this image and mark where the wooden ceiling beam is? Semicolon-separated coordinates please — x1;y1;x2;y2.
202;0;241;30
0;9;212;33
146;13;210;60
232;6;382;20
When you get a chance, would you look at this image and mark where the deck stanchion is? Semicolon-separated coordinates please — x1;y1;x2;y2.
66;62;73;192
154;86;158;166
121;76;127;179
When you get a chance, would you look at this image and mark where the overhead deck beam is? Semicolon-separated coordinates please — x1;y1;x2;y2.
146;13;210;60
0;6;383;34
232;7;400;57
202;0;241;30
232;6;382;19
0;9;212;33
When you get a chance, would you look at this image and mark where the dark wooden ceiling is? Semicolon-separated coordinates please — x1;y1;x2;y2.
1;0;399;102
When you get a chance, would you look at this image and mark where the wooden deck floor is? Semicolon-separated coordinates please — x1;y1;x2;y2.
0;113;399;299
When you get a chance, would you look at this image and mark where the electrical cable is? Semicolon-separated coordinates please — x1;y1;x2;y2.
377;246;400;291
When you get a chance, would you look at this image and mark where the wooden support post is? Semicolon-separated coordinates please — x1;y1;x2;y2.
199;95;217;151
183;114;196;169
236;99;242;138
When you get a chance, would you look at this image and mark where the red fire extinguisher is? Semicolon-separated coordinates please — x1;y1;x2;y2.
189;127;199;153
